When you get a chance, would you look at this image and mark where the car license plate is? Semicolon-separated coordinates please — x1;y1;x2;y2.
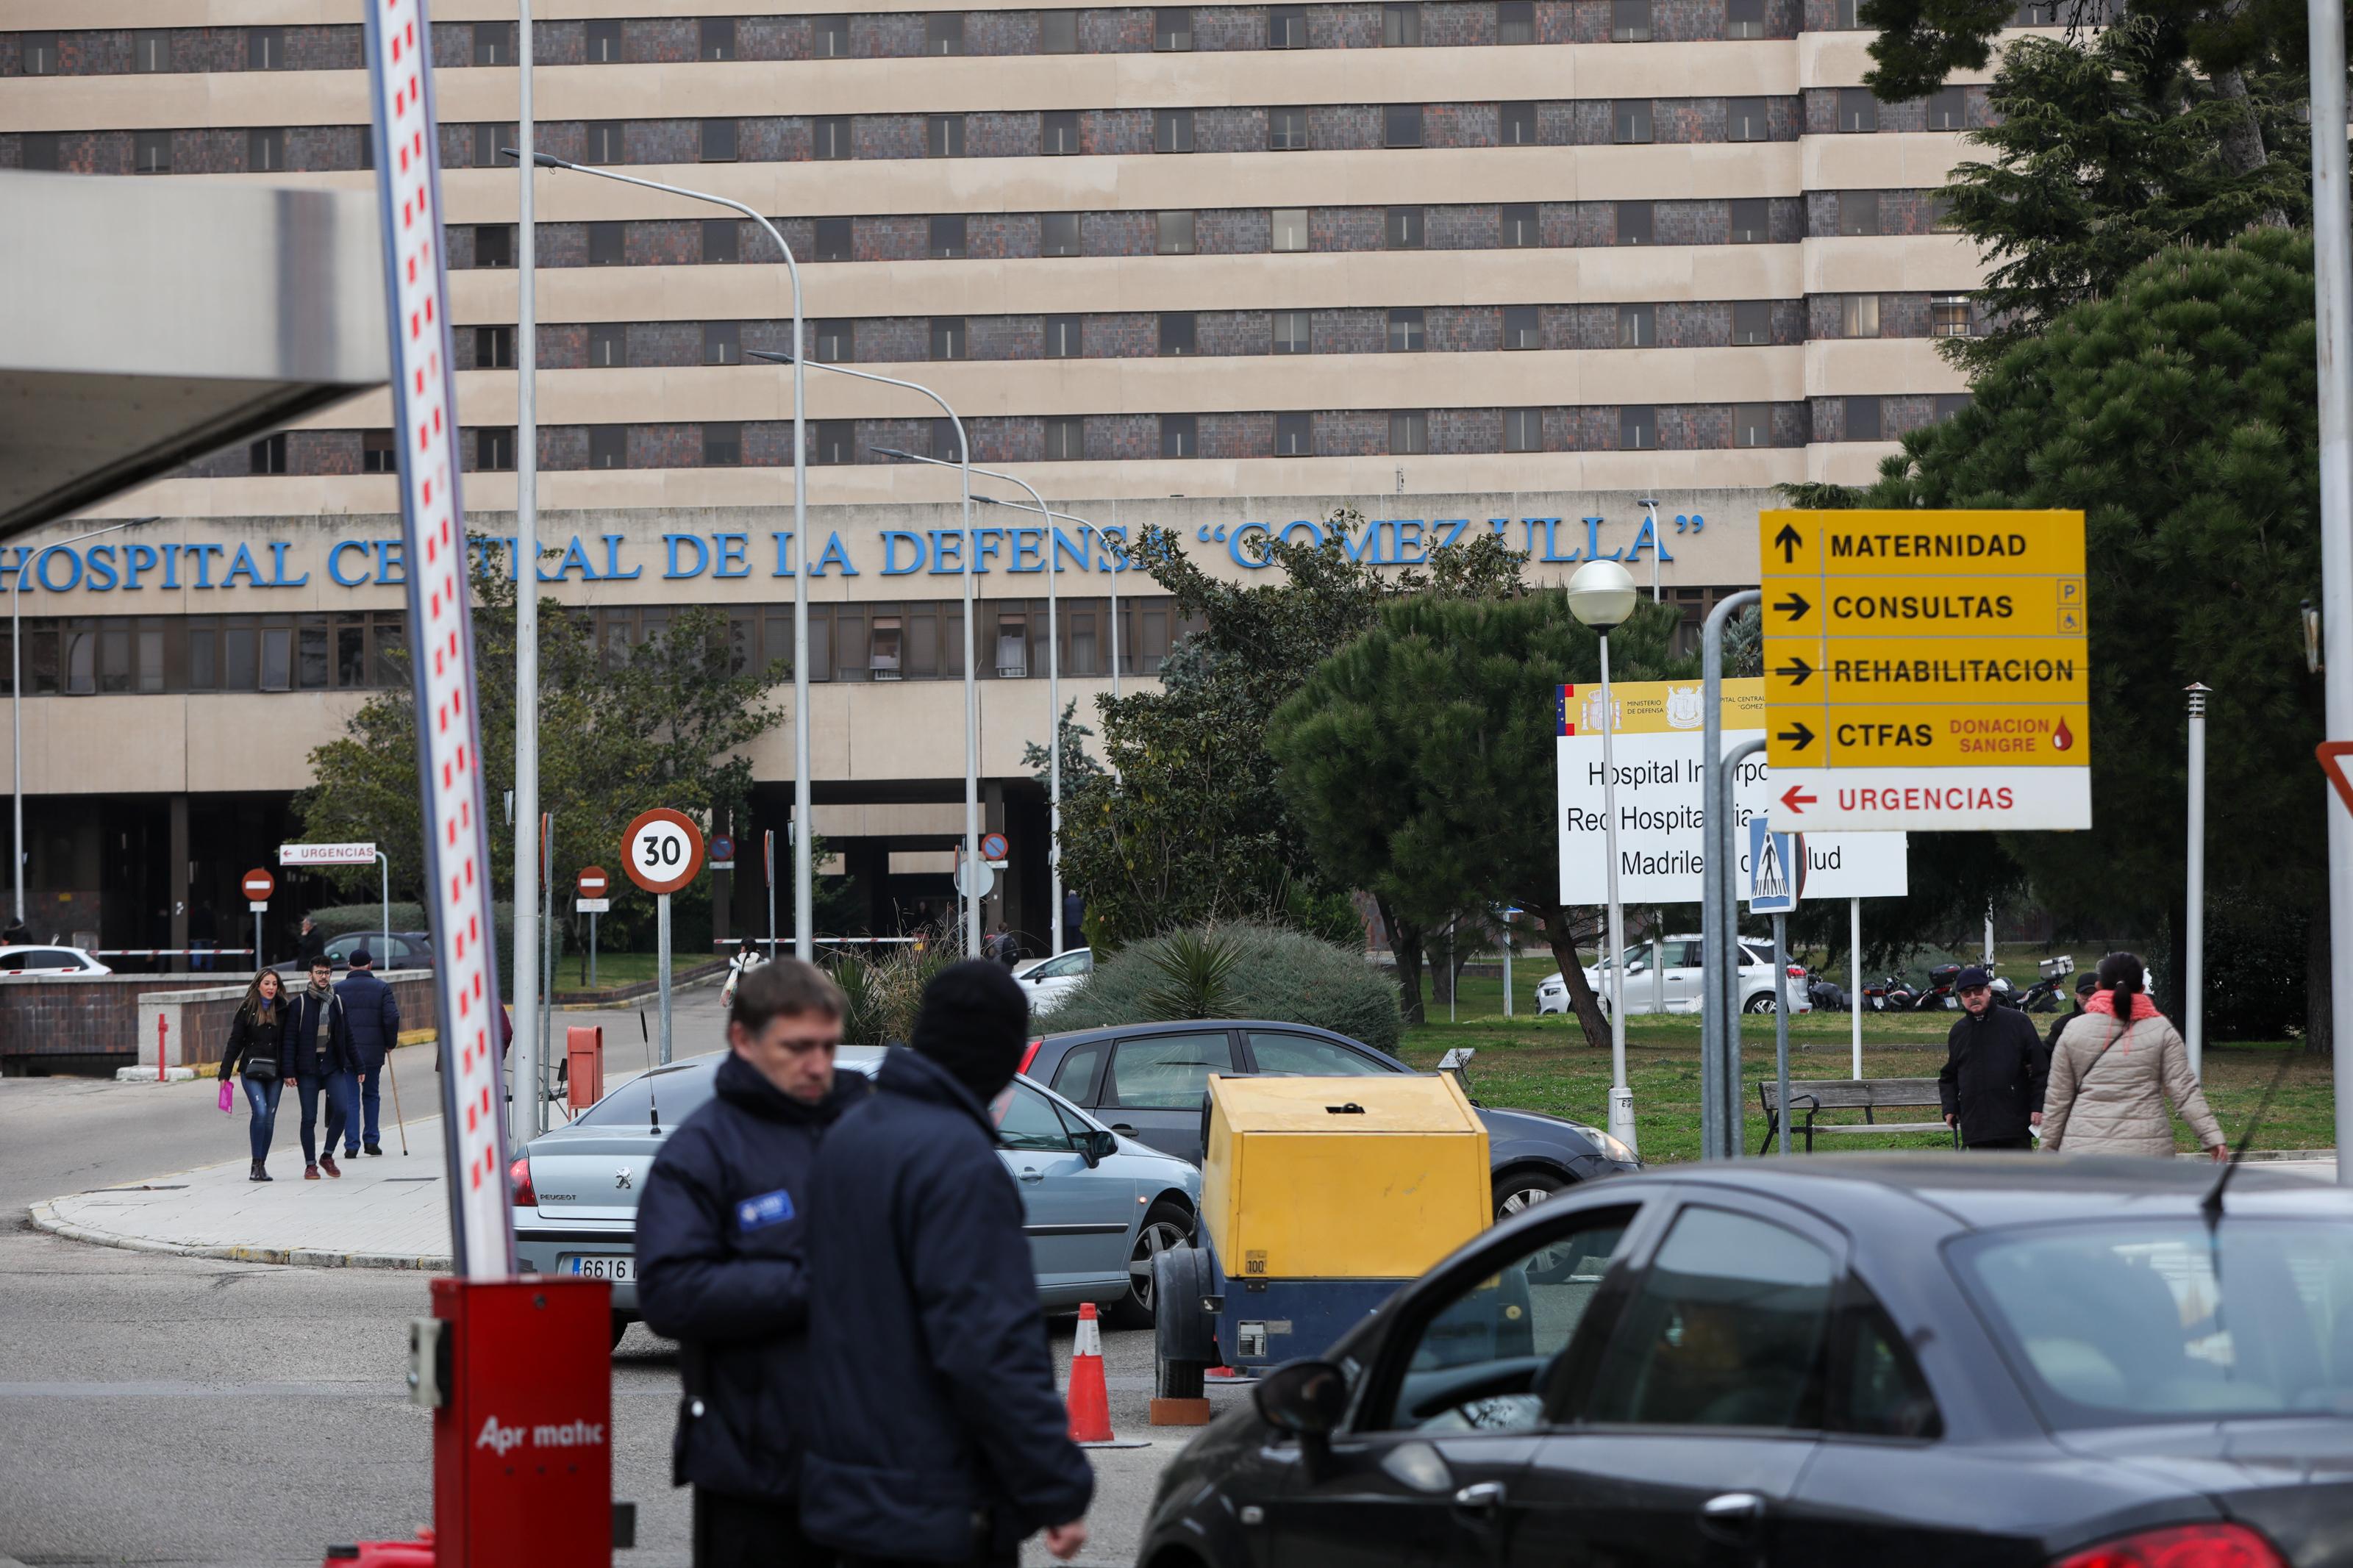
563;1255;632;1281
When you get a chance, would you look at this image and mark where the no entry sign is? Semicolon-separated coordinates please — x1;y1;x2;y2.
576;867;610;898
242;867;276;903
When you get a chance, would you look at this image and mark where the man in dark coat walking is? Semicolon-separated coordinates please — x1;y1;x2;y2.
1938;966;2048;1149
801;961;1093;1567
2036;971;2097;1122
285;955;358;1178
636;959;869;1568
336;946;402;1157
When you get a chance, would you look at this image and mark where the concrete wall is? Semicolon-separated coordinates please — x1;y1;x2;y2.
0;968;438;1072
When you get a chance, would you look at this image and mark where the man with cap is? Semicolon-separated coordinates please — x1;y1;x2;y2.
1938;965;2047;1150
801;959;1093;1567
336;945;401;1157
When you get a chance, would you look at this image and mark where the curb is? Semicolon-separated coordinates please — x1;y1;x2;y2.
113;1065;200;1083
27;1199;452;1272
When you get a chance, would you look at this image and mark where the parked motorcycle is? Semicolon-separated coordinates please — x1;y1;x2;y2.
1913;963;1965;1011
1804;973;1849;1012
1861;973;1918;1013
2018;955;2076;1013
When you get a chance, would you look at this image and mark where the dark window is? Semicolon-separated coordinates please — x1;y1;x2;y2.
1732;299;1771;344
1386;207;1425;248
249;26;286;68
1845;395;1882;440
476;223;517;268
1270;107;1310;150
295;615;331;690
472;23;509;65
1275;412;1313;454
1043;416;1084;459
476;325;515;368
926;13;965;54
476;427;517;471
813;15;851;57
702;119;738;162
473;122;514;167
1728;96;1768;141
1735;402;1771;447
20;33;57;74
1160;312;1198;355
1160;414;1198;457
2015;0;2059;21
1043;212;1082;256
134;31;170;73
1157;210;1196;254
1618;303;1655;347
814;217;852;261
363;430;397;473
1384;3;1423;44
1504;304;1540;348
813;319;853;361
585;121;623;162
1388;307;1426;352
589;426;627;469
1730;196;1770;243
1841;293;1880;337
588;324;625;367
704;422;743;466
1614;100;1653;143
1155;109;1196;153
1269;5;1309;46
930;318;967;360
1934;392;1974;420
1505;407;1543;451
1727;0;1765;36
1154;8;1194;49
1272;310;1310;354
1503;203;1540;246
1499;0;1536;41
1390;411;1429;454
587;20;623;61
1044;110;1081;154
1839;191;1881;236
1385;104;1424;147
813;116;851;160
929;418;963;461
1041;11;1078;51
1611;0;1652;38
1832;1299;1943;1439
1616;201;1653;246
250;434;289;476
1927;85;1966;131
814;420;854;464
704;321;741;365
1838;87;1878;132
248;128;286;173
930;214;968;258
587;221;623;265
1932;293;1974;337
21;133;58;172
1620;404;1657;448
703;219;740;263
927;115;965;157
133;132;171;175
1046;314;1082;357
1502;101;1538;144
701;17;736;59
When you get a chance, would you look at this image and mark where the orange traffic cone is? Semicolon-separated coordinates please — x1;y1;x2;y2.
1065;1303;1148;1449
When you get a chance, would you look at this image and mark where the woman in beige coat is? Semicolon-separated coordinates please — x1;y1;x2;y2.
2041;951;2227;1160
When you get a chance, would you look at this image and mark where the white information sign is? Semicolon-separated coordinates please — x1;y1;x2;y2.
279;842;378;867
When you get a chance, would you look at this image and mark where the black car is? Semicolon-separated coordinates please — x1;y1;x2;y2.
1018;1020;1640;1220
1139;1157;2353;1568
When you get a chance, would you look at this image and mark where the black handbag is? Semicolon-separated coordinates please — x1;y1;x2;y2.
242;1054;279;1083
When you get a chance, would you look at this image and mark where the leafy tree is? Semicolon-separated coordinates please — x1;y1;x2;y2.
1054;510;1526;1023
293;540;786;955
1846;229;2329;1042
1269;593;1690;1049
1934;30;2309;370
1020;699;1109;800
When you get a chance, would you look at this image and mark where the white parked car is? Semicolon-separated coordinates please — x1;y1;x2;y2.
0;944;111;976
1013;947;1093;1015
1535;934;1808;1017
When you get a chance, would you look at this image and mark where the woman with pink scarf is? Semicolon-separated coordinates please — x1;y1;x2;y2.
2040;951;2227;1160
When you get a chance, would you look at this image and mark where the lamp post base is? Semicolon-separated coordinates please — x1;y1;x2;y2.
1607;1084;1638;1159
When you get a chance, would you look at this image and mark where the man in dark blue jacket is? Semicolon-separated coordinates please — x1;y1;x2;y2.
336;947;402;1158
801;961;1093;1567
637;959;868;1568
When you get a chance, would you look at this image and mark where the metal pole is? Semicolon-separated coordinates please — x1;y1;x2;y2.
2184;683;2209;1075
1107;526;1122;702
1850;895;1863;1080
539;812;554;1132
2313;0;2353;1181
1721;735;1768;1157
656;891;672;1065
378;851;390;962
1502;915;1513;1018
1448;917;1457;1024
1773;912;1792;1156
1698;589;1759;1161
1599;631;1635;1156
510;0;541;1152
1652;926;1664;1017
589;911;597;989
765;828;777;960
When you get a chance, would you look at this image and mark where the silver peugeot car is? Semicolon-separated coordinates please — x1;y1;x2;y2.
511;1046;1204;1346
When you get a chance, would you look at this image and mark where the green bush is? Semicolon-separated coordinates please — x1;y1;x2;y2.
1047;923;1402;1055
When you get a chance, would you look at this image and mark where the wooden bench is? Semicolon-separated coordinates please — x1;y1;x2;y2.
1758;1078;1960;1155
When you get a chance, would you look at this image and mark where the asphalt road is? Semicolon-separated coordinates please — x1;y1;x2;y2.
0;988;1210;1567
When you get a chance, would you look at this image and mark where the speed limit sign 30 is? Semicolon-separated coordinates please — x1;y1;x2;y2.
623;809;705;895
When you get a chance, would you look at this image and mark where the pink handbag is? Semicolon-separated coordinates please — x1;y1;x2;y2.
218;1077;235;1114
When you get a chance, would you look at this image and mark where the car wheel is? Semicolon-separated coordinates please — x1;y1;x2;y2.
1743;992;1776;1014
1496;1170;1581;1283
1110;1200;1194;1331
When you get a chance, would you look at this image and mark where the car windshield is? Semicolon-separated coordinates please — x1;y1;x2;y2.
1955;1219;2353;1426
574;1059;722;1128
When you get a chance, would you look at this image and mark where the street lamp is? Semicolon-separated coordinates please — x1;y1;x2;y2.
515;150;819;967
1567;557;1640;1158
749;350;982;958
11;517;152;928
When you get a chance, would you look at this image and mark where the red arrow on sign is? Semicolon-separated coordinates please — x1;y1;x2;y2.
1779;786;1817;815
2320;742;2353;817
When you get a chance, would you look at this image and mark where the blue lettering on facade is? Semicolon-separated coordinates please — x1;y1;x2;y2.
664;534;710;579
1582;516;1623;563
328;541;373;587
268;541;307;587
881;531;926;575
35;546;81;593
549;535;599;581
713;533;751;579
1007;527;1046;573
926;529;964;575
124;543;159;590
374;539;405;586
812;531;857;576
85;545;118;592
601;534;640;579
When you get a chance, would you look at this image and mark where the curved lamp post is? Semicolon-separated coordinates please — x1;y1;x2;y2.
1567;558;1640;1157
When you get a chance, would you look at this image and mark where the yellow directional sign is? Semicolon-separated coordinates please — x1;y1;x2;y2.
1760;508;2091;832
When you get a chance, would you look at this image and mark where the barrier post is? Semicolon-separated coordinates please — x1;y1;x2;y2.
157;1013;167;1081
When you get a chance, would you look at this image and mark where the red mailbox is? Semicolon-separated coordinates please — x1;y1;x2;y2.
565;1026;604;1116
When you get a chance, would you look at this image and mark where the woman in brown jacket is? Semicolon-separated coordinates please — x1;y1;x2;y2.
2041;951;2227;1161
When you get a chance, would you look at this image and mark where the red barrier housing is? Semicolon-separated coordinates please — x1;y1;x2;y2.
565;1026;604;1114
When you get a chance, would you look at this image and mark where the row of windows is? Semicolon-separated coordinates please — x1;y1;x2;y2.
451;293;1979;373
4;0;2088;77
229;397;1966;483
451;191;1946;272
607;597;1190;682
0;613;408;696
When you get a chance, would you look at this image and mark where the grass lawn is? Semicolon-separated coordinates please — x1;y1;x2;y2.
1399;973;2334;1163
553;950;726;995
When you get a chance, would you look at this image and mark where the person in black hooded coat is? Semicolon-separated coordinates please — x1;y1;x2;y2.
801;960;1093;1568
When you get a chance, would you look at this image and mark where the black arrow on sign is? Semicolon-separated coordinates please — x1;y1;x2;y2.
1772;523;1804;564
1775;655;1814;687
1777;721;1816;751
1772;591;1811;621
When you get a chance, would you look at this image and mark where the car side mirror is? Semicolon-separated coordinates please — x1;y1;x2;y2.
1078;1128;1118;1167
1254;1358;1349;1441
